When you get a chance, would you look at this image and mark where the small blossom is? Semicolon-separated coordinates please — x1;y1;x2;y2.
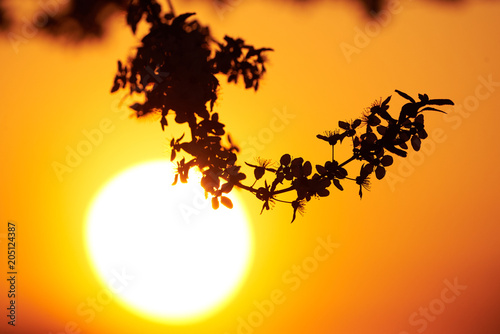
291;199;306;223
317;130;343;145
355;164;373;198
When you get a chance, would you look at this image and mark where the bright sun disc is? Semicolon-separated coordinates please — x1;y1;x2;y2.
85;160;253;323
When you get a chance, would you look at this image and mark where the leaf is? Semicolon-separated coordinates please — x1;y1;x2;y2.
333;178;343;191
161;116;168;131
170;149;176;161
126;4;143;34
377;125;387;135
380;155;393;167
172;174;178;186
411;135;421;151
316;164;327;175
111;80;120;93
418;93;429;102
419;128;428;140
400;131;411;142
353;136;360;147
291;207;298;223
335;167;348;179
428;99;454;106
382;95;391;106
338;121;349;130
291;157;304;167
291;200;301;223
176;133;185;144
420;107;446;114
129;103;143;112
317;134;329;141
395;90;415;103
228;74;237;83
303;161;312;176
220;196;233;209
317;188;330;197
254;167;265;180
364;132;378;145
172;12;196;27
261;201;270;215
415;114;424;124
212;197;219;210
361;163;374;177
280;154;291;166
369;115;381;126
221;183;234;193
375;166;386;180
352;119;362;129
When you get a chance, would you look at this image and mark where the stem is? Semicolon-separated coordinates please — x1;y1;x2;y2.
166;0;175;16
234;182;256;193
272;186;295;196
339;155;356;168
239;154;360;197
274;198;293;204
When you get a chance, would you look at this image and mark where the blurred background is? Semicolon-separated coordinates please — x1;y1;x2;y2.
1;0;500;333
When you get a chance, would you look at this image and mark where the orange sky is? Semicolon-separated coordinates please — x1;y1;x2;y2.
1;0;500;333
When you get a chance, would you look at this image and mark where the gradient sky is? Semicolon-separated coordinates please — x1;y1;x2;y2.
1;0;500;333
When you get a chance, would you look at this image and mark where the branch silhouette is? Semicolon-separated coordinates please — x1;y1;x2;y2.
0;0;479;40
112;0;454;222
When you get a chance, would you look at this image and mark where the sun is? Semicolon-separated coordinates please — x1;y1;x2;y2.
84;160;253;324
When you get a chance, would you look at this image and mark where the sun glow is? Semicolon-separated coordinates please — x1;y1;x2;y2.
85;160;253;323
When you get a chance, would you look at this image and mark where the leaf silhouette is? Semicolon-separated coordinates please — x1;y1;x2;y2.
172;12;195;26
427;99;454;106
420;107;446;114
411;135;421;151
212;196;220;210
395;90;416;103
220;196;233;209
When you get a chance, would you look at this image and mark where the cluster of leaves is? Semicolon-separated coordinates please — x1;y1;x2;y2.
0;0;390;35
112;0;454;222
213;36;272;91
44;0;128;40
112;0;272;211
0;0;475;39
